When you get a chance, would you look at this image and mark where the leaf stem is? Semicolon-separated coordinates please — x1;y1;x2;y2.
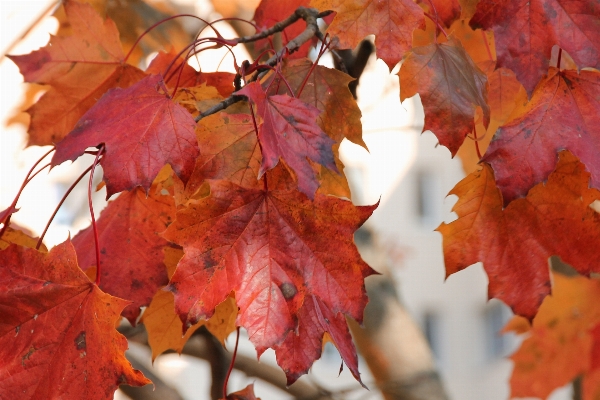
481;30;494;62
89;145;105;286
124;14;222;64
0;147;54;238
36;164;94;250
557;48;562;70
424;12;448;39
297;34;332;97
223;327;240;399
195;7;324;122
473;127;482;159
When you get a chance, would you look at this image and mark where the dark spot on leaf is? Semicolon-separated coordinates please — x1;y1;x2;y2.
562;75;573;89
131;279;143;289
75;331;86;350
280;282;297;300
21;347;35;367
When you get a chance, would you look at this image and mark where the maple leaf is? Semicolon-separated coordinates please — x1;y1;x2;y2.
0;227;46;252
72;186;175;324
482;68;600;204
238;81;337;198
52;74;199;197
161;176;376;371
399;37;490;156
457;68;527;173
506;273;600;399
446;18;496;74
437;151;600;319
470;0;600;95
274;295;361;385
0;205;19;225
141;247;237;360
316;145;352;198
8;1;146;146
185;113;263;199
224;383;261;400
0;240;150;399
267;58;365;147
421;0;461;27
310;0;425;69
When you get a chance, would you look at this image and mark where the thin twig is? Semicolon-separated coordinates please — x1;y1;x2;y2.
195;7;325;122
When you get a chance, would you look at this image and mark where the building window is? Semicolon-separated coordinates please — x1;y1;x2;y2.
415;169;438;226
423;311;442;360
484;300;512;360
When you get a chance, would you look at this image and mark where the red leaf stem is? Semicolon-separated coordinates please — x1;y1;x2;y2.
481;29;494;62
424;12;448;39
223;327;240;398
124;14;221;63
36;164;94;250
89;145;105;286
0;147;54;238
296;34;332;98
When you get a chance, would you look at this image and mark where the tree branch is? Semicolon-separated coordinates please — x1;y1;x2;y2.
120;351;185;400
120;324;332;399
195;7;328;122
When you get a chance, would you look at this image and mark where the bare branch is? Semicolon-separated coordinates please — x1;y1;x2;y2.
195;7;328;122
120;324;332;399
120;351;184;400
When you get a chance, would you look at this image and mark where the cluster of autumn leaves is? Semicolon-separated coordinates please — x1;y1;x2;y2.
2;0;600;399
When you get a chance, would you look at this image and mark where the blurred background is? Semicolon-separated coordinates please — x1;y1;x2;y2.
0;1;573;399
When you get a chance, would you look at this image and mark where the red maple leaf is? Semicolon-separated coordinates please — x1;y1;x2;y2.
470;0;600;95
238;81;337;198
422;0;461;27
224;383;261;400
0;240;150;399
438;151;600;319
8;1;146;146
52;74;198;197
274;295;362;385
266;58;365;147
310;0;425;69
161;174;376;377
72;186;175;324
399;37;490;156
482;68;600;204
0;205;19;225
185;113;263;199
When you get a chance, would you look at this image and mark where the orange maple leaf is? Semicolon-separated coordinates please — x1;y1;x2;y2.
8;2;146;146
438;151;600;319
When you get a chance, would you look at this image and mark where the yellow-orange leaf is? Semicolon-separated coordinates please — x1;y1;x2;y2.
8;2;146;146
507;273;600;399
